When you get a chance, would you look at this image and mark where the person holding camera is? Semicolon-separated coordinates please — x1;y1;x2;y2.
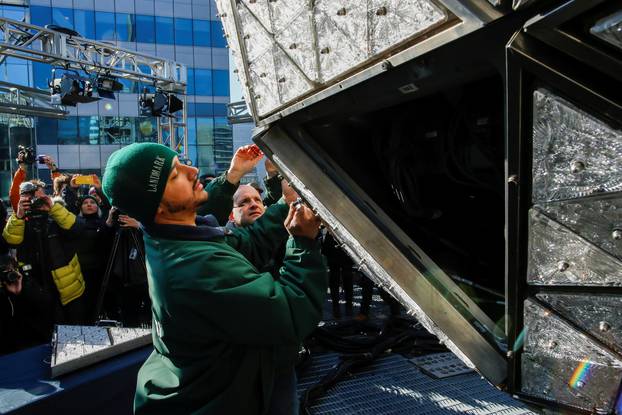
9;149;60;212
2;179;87;334
0;254;56;354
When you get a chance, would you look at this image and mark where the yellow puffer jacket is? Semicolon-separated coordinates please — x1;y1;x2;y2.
2;203;85;305
51;253;85;305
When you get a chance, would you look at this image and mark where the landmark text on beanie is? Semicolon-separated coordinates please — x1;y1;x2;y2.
102;143;177;224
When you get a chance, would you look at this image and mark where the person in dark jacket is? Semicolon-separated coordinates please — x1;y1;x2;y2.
102;143;327;415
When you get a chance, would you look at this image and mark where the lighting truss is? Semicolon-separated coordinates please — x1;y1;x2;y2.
0;16;188;157
0;80;67;119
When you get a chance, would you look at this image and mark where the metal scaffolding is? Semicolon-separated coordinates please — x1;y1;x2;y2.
0;16;188;157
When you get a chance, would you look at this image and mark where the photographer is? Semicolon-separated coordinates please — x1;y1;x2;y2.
10;148;60;212
2;179;87;334
0;254;52;354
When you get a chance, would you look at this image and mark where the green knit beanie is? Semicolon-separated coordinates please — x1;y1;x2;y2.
102;143;177;224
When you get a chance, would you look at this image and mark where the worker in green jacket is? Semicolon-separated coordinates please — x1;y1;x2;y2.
102;143;328;415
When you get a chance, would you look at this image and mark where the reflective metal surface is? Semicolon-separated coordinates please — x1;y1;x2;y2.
590;10;622;52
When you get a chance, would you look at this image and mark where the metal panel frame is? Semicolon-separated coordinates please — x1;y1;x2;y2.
505;26;622;414
222;0;500;125
524;0;622;83
256;123;507;385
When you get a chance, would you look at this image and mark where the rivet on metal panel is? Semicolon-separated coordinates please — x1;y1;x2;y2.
259;72;266;78
233;69;238;73
278;77;286;83
506;350;514;358
289;43;297;49
557;261;570;272
244;34;251;39
255;94;261;99
612;229;622;240
337;7;347;16
547;340;557;349
249;0;256;3
381;60;392;70
376;6;387;16
570;160;586;173
599;321;611;332
507;175;519;184
320;47;330;54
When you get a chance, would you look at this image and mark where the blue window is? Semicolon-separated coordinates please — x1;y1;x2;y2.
116;13;135;42
194;69;212;96
186;68;195;95
33;62;51;90
0;5;25;21
196;117;214;145
136;14;155;43
52;8;73;30
57;117;79;145
187;117;197;146
36;118;58;145
213;70;229;97
174;18;193;46
30;6;51;26
74;9;95;39
155;16;174;44
195;103;214;117
197;145;215;170
210;20;227;48
193;20;211;47
77;116;99;144
95;11;115;41
213;104;228;117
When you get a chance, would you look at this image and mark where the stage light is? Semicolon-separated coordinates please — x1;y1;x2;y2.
95;76;124;99
50;71;100;106
139;88;183;117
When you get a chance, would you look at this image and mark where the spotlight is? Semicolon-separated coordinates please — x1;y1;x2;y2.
95;76;124;99
50;70;100;106
139;88;183;117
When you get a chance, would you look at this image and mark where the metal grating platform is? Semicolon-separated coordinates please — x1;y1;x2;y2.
298;353;536;414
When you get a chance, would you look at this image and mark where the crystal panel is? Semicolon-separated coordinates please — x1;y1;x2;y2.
590;10;622;51
216;0;450;118
538;194;622;261
275;9;318;82
315;0;369;82
536;293;622;354
273;45;314;104
369;0;446;55
238;4;274;63
249;50;280;116
521;299;622;412
532;89;622;203
269;0;307;33
527;208;622;286
240;0;272;33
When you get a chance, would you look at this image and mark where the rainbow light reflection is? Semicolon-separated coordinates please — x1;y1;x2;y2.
568;358;593;389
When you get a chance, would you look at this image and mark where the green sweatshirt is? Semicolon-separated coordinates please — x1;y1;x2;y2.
134;204;328;415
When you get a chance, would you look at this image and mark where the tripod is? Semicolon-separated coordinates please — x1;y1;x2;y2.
93;227;148;324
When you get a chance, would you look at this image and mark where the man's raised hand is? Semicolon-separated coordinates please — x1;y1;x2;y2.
227;144;264;184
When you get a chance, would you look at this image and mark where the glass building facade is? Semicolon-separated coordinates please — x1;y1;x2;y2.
0;0;232;195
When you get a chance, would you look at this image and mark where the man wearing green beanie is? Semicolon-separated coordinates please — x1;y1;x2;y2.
102;142;328;415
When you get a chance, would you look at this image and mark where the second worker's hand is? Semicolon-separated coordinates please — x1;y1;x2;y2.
284;201;321;240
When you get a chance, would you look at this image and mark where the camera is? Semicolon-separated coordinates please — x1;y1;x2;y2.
17;145;36;165
111;208;125;225
29;196;48;211
0;256;20;285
